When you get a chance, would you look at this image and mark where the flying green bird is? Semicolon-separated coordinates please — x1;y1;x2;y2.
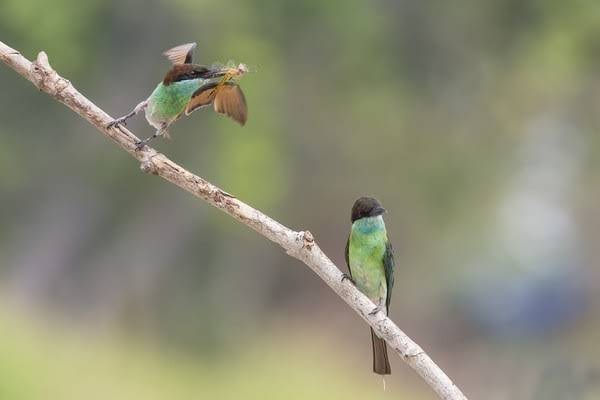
345;197;395;375
107;42;248;148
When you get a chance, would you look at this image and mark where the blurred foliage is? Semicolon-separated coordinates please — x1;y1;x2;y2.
1;0;599;398
0;307;417;400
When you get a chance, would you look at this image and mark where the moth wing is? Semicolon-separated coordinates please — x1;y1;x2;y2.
213;84;247;126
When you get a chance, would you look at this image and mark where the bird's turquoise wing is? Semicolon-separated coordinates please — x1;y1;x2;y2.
345;235;351;278
383;241;395;313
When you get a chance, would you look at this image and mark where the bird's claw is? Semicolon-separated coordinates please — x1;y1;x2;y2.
134;140;146;150
107;118;127;129
341;273;355;285
369;306;382;316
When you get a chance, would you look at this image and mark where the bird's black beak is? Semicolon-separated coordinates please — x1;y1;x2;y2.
373;206;386;216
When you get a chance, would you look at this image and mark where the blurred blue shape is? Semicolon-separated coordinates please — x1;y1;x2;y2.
458;113;589;338
462;260;587;337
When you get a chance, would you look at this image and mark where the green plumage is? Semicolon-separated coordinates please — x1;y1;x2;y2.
346;216;393;310
145;79;208;127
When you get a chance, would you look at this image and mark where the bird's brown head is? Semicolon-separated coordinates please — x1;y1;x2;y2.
351;197;386;222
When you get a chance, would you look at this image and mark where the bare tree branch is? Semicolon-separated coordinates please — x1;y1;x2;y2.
0;40;468;400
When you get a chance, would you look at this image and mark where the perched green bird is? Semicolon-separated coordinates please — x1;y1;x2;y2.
107;42;248;148
345;197;395;375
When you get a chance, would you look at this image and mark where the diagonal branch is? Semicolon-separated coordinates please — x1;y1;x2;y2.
0;40;468;400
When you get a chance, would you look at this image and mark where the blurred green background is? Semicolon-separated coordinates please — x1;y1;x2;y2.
1;0;600;399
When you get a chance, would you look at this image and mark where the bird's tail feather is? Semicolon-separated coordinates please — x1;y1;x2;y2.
371;328;391;375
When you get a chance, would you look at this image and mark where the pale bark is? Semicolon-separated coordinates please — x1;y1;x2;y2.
0;40;468;400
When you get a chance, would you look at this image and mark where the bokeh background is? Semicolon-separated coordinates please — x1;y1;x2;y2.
1;1;600;399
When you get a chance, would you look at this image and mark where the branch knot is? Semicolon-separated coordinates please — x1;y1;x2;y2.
302;230;314;250
139;150;159;174
30;51;67;95
213;189;238;207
